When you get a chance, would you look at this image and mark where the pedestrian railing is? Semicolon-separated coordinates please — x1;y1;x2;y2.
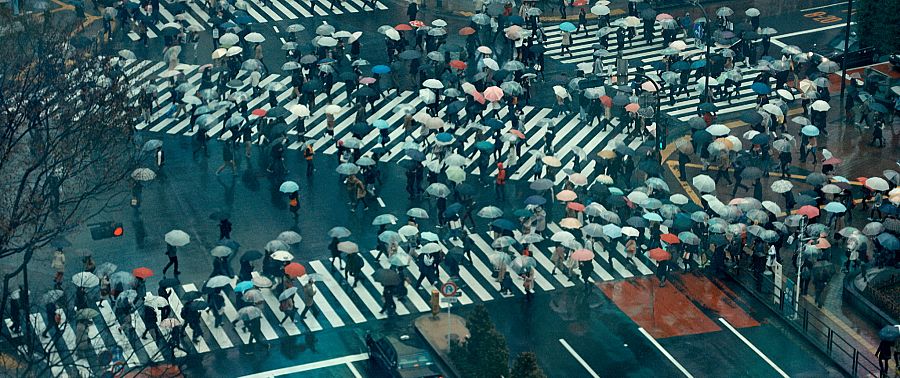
727;269;881;377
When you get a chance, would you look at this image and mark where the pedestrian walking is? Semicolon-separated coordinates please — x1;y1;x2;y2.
304;144;315;176
140;305;160;340
299;279;319;320
51;248;65;290
494;162;507;201
279;295;297;324
219;218;232;240
345;174;368;212
163;243;180;276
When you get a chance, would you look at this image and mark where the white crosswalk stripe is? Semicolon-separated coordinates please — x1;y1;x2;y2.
541;22;775;122
127;0;387;41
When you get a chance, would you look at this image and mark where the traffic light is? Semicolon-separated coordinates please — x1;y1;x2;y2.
90;222;124;240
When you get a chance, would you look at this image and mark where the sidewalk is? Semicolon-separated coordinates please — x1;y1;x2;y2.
414;313;468;377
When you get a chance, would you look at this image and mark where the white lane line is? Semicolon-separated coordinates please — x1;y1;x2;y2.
347;362;363;378
240;353;369;378
377;197;386;207
638;327;694;378
718;318;789;378
801;1;848;12
772;22;855;40
559;339;600;378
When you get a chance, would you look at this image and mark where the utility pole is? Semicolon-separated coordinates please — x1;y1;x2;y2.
839;0;854;99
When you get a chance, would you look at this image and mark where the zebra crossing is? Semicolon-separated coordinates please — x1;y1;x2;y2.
127;0;387;41
124;58;654;182
7;219;660;376
541;22;775;121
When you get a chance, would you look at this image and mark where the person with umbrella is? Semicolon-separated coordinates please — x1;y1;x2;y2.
346;252;364;288
181;303;203;343
218;218;233;240
731;158;749;197
579;259;594;290
140;304;161;340
208;289;226;328
876;336;895;377
713;151;733;185
495;162;507;201
163;243;181;276
167;323;191;358
279;290;298;325
299;278;319;321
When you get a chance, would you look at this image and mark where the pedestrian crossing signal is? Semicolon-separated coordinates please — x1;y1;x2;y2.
90;222;124;240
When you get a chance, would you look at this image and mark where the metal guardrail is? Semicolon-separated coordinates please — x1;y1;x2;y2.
727;269;881;377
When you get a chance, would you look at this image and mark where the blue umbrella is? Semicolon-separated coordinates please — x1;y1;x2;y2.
483;118;505;129
508;15;525;25
372;65;391;74
602;224;622;238
876;233;899;251
643;212;663;222
801;125;820;136
524;195;546;205
475;141;494;151
671;61;690;71
319;58;336;64
221;21;237;29
234;281;254;293
751;82;771;95
559;22;577;32
491;219;517;231
444;203;464;217
512;208;533;218
235;15;253;25
690;60;707;69
373;119;390;129
279;181;299;193
404;149;426;161
436;132;454;143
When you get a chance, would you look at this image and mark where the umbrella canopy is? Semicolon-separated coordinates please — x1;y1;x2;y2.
72;272;100;288
692;175;716;193
132;267;153;279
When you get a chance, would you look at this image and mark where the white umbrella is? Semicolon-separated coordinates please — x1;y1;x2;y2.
244;32;265;43
72;272;100;288
270;250;294;261
423;79;444;89
384;28;401;41
692;175;715;193
811;100;831;111
398;225;419;236
705;124;730;136
482;58;500;71
165;230;190;246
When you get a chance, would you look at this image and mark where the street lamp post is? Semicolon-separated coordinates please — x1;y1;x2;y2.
839;0;854;99
689;1;714;105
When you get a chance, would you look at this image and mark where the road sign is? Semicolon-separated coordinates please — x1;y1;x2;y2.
440;297;459;303
440;282;458;297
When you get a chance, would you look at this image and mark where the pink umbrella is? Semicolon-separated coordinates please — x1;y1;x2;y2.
359;77;376;85
823;157;842;165
484;86;503;102
571;249;594;261
656;13;673;21
471;91;486;104
625;103;640;112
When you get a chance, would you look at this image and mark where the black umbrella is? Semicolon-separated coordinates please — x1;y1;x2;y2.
270;123;289;136
398;159;420;170
373;268;401;286
739;111;763;125
302;79;323;93
339;71;358;82
614;143;635;156
447;100;466;114
399;50;422;60
404;149;426;161
692;130;713;145
529;45;546;55
742;167;764;180
355;86;376;98
187;300;209;311
751;134;770;145
444;203;464;217
612;93;629;106
456;183;476;196
638;159;661;175
240;250;264;262
182;291;203;302
349;122;371;136
673;213;694;231
159;278;180;288
267;106;290;119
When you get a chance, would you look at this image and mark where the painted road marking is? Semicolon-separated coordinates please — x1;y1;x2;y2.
638;327;694;378
559;339;600;378
347;362;363;378
240;353;369;378
719;318;790;377
377;197;386;207
773;22;855;41
801;1;848;12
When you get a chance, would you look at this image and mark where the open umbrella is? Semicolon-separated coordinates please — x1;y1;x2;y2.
72;272;100;288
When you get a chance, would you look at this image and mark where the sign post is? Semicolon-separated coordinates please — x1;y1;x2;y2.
440;282;459;342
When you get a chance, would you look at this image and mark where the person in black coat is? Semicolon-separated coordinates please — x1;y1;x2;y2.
329;237;343;272
406;1;417;21
219;219;232;240
140;306;160;340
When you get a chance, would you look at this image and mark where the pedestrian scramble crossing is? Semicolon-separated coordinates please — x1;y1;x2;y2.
541;22;776;122
6;220;663;376
127;0;387;41
124;58;653;182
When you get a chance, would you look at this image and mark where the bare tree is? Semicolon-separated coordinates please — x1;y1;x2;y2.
0;12;139;375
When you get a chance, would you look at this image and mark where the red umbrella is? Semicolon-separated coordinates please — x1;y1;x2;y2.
625;103;640;112
823;157;842;165
600;95;612;107
571;248;594;261
660;233;680;244
395;23;413;31
459;27;476;36
409;20;425;28
471;91;485;104
567;202;586;212
856;177;867;185
648;248;671;261
284;262;306;278
508;129;525;139
251;108;267;117
132;267;154;279
797;205;820;218
571;0;587;5
449;60;467;70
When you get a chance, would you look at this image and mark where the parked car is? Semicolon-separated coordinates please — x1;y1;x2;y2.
365;332;444;378
809;31;876;69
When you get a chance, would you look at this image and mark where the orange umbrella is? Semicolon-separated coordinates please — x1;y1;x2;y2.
395;23;413;31
648;248;671;261
132;267;154;279
459;26;476;36
625;103;640;112
660;233;680;244
284;262;306;278
566;202;586;212
449;60;467;70
508;129;525;139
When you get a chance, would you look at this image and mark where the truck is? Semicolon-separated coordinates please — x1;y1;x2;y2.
365;333;444;378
